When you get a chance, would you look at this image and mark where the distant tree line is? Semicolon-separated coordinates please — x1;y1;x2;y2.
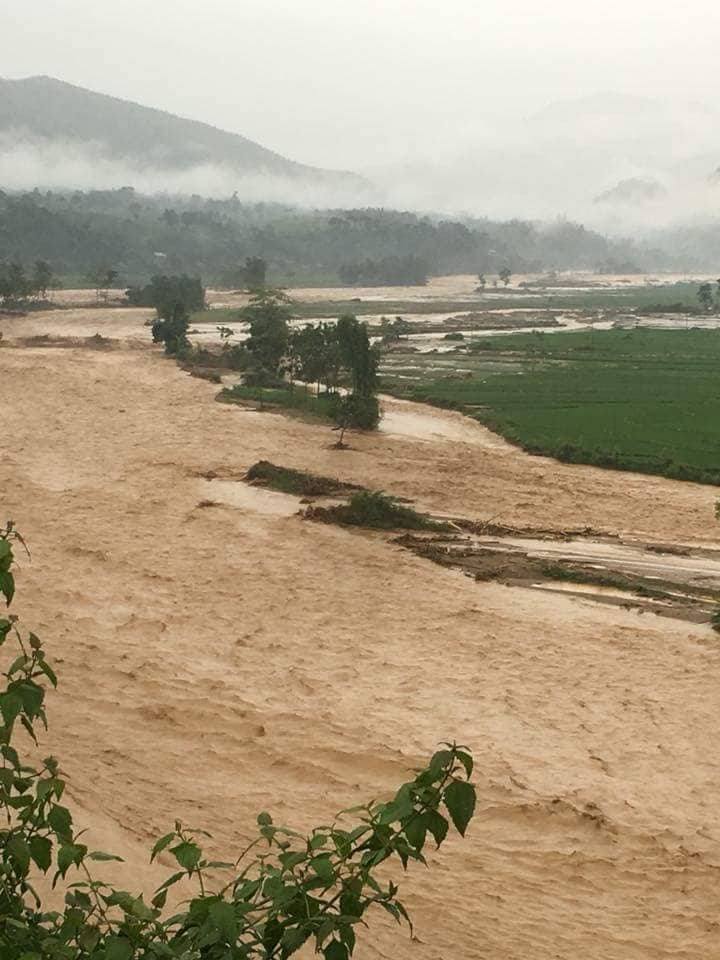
0;188;678;287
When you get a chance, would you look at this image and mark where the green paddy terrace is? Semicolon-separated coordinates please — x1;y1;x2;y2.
381;327;720;485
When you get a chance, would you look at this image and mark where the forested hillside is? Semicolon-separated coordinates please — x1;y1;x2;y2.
0;188;659;286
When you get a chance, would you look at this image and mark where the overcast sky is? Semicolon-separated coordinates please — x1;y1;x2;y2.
3;0;720;169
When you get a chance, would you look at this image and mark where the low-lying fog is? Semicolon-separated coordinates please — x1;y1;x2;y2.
2;90;719;236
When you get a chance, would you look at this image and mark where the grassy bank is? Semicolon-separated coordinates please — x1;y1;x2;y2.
218;384;338;422
383;328;720;485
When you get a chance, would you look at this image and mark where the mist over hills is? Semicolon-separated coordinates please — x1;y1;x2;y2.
0;76;372;205
2;79;719;233
369;93;720;229
1;79;719;275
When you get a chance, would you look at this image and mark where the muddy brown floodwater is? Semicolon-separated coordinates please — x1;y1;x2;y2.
2;296;720;959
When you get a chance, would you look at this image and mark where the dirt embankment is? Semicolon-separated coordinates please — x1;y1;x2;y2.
2;336;720;958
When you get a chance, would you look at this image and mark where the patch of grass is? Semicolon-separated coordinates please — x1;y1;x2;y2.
246;460;361;497
217;384;338;422
308;490;451;531
391;328;720;486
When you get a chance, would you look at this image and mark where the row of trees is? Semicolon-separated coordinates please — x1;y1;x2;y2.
0;259;54;305
242;292;381;429
476;268;512;291
145;278;381;431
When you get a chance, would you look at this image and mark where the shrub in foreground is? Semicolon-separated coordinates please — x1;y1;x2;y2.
0;523;475;958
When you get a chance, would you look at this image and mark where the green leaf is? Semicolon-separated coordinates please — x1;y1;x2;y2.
315;917;336;949
20;715;39;746
88;850;124;862
403;815;427;851
8;835;31;874
279;850;307;872
150;832;176;861
78;927;101;952
0;570;15;605
339;924;356;953
0;693;22;726
155;870;186;893
57;842;86;877
151;888;168;909
324;940;348;960
425;810;449;848
310;855;335;884
456;750;474;779
443;780;476;837
104;937;133;960
37;660;58;688
377;794;413;825
48;804;73;840
429;749;454;773
282;925;309;955
127;896;155;920
104;891;136;911
257;811;273;826
339;891;363;919
263;917;283;953
37;777;61;801
7;654;29;676
29;836;52;872
16;681;44;717
208;900;237;941
170;840;201;871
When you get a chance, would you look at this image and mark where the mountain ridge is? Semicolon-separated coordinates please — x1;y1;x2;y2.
0;75;369;199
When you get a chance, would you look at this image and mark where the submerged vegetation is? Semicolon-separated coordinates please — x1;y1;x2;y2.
306;491;451;531
245;460;361;497
0;524;476;958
